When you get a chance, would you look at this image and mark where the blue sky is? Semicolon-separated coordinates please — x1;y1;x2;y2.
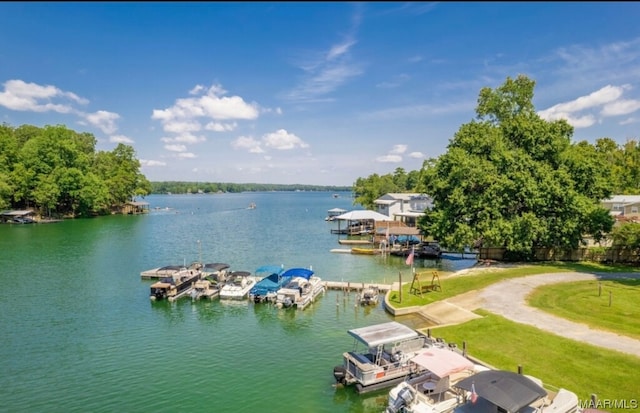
1;2;640;186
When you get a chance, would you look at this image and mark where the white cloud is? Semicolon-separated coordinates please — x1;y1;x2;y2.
165;144;187;152
162;120;202;134
84;110;120;134
205;121;237;132
176;152;196;159
408;151;425;159
620;117;639;125
538;84;640;128
390;144;407;154
110;134;134;144
0;79;87;113
140;159;167;167
539;85;625;117
285;35;363;101
601;99;640;116
375;154;402;163
231;136;264;153
161;133;205;144
262;129;309;150
152;84;259;126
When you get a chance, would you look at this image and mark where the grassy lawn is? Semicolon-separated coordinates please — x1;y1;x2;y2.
528;278;640;340
387;261;640;308
426;311;639;413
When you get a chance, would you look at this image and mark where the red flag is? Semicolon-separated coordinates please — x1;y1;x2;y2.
405;247;414;266
471;383;478;404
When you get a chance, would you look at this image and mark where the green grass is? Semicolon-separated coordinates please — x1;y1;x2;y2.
528;278;640;340
383;261;640;413
426;311;639;413
387;261;640;308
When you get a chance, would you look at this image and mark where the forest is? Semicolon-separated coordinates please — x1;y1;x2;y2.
0;123;151;217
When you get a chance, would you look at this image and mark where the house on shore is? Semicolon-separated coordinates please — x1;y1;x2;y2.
600;195;640;223
374;193;431;227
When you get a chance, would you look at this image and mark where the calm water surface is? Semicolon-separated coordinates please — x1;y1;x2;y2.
0;192;476;413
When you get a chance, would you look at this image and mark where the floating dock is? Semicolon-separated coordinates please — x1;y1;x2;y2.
337;239;373;245
323;281;393;292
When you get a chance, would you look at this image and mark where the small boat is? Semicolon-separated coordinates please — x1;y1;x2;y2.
385;347;485;413
351;247;379;255
248;202;256;209
190;279;219;301
150;267;202;301
201;262;231;286
416;242;442;259
452;370;579;413
275;267;325;310
249;265;289;303
357;285;379;306
332;321;428;394
219;270;257;300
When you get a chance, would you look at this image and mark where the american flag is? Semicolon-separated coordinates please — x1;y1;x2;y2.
405;246;414;266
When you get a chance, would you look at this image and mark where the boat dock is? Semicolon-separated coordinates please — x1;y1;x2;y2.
323;281;393;292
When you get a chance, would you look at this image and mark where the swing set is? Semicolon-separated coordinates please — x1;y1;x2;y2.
409;270;442;296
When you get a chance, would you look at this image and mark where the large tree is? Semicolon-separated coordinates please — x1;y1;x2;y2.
419;75;615;259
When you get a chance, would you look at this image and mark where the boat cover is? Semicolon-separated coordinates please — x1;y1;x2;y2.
255;265;284;276
456;370;547;413
281;268;314;279
250;272;292;295
347;321;418;348
409;347;475;378
203;263;230;271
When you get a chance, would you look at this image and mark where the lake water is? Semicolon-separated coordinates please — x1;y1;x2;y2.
0;192;476;413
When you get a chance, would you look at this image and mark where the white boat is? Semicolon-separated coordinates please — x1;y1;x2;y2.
357;285;379;306
219;270;257;300
452;370;580;413
275;267;324;310
332;321;428;394
385;347;486;413
200;262;231;286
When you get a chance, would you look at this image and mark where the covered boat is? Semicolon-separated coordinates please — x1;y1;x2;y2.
453;370;579;413
275;267;324;310
386;347;483;413
249;265;288;303
150;267;202;301
333;321;427;394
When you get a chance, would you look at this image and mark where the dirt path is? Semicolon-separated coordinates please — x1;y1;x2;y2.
421;271;640;358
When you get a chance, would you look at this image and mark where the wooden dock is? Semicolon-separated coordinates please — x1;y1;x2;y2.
323;281;394;292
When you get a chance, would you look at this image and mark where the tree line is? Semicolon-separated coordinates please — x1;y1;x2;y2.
151;181;351;194
352;75;640;259
0;123;151;217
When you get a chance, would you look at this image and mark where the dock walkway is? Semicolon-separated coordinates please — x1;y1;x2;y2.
323;281;393;292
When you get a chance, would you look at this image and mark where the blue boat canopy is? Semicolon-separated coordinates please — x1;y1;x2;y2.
250;271;292;296
255;265;284;276
281;267;314;279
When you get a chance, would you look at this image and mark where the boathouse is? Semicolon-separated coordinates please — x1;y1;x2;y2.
0;209;36;223
121;201;150;215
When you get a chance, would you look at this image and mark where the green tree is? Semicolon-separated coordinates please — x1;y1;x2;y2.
419;75;614;259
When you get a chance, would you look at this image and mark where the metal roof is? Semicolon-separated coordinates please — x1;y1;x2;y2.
347;321;418;347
